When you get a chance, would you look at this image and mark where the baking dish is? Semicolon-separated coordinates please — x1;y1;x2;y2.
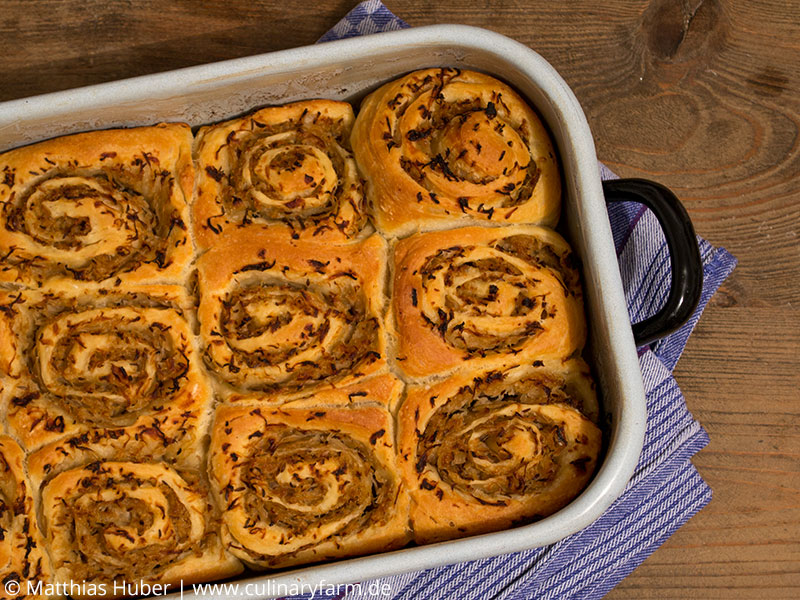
0;25;702;598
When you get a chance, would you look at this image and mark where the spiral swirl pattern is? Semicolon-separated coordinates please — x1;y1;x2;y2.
237;426;391;553
0;286;209;454
399;363;601;542
198;231;385;396
0;124;193;286
208;274;379;391
351;68;561;236
393;226;585;377
194;101;365;246
210;392;406;569
40;461;208;584
232;130;354;221
418;244;565;353
3;173;165;281
35;307;190;427
418;392;595;504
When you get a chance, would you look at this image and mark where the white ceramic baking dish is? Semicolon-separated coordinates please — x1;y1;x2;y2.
1;25;704;599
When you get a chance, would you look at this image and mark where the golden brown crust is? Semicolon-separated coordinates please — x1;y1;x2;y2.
397;361;601;544
0;436;53;600
391;224;586;378
28;450;242;599
351;68;561;238
197;228;387;400
193;100;367;248
0;78;601;591
0;123;194;287
0;284;211;455
208;374;410;569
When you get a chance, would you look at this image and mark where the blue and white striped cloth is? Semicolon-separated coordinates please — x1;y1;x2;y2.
303;3;738;598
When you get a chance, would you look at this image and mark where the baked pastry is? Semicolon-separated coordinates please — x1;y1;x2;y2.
0;283;211;454
397;360;601;544
351;68;561;237
0;70;600;592
209;374;410;569
0;436;52;599
27;438;242;600
391;224;585;378
193;100;367;247
197;228;387;399
0;123;194;287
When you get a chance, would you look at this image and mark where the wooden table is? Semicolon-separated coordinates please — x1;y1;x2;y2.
2;1;798;597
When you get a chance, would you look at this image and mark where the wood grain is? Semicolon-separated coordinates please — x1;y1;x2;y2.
1;0;798;597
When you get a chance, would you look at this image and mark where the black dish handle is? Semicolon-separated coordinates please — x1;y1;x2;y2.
602;178;703;347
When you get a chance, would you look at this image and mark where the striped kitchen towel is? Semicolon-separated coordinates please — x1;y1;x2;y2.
304;3;738;599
